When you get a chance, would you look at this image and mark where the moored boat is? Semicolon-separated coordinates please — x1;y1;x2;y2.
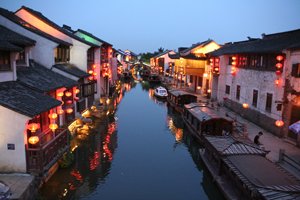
182;103;233;142
201;135;300;200
154;86;168;99
167;89;197;113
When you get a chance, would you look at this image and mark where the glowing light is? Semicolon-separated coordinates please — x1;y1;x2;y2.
65;92;72;97
207;89;211;93
75;89;80;94
28;136;39;145
93;72;97;76
275;79;280;85
88;70;93;75
276;55;284;61
231;66;236;75
48;113;58;119
49;123;58;132
242;103;249;109
203;73;208;78
275;120;284;127
92;64;96;69
57;92;64;97
66;108;73;114
197;86;201;90
276;63;283;69
27;123;40;132
58;109;64;115
106;99;110;104
232;56;237;61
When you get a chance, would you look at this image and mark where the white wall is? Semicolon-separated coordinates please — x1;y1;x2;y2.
0;15;58;69
0;52;17;82
217;55;283;119
94;48;101;100
289;50;300;92
0;106;30;172
69;39;90;71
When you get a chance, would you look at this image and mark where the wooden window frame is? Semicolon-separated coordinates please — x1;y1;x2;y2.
265;93;273;112
0;51;11;71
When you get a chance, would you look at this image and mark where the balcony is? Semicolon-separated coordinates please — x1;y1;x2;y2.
26;128;69;175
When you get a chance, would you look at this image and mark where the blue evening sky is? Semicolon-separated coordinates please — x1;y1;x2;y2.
1;0;300;54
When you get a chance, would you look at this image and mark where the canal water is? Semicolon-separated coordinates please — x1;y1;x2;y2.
40;81;224;200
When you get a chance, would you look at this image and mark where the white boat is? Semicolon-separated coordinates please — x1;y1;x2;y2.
154;86;168;98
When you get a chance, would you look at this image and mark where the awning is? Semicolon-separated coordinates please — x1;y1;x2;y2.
289;121;300;134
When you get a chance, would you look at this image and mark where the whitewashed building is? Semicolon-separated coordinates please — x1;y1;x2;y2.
210;29;300;144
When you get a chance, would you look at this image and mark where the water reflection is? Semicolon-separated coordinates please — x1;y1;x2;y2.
40;81;223;200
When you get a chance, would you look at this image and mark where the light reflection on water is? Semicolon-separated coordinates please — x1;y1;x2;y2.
39;82;224;200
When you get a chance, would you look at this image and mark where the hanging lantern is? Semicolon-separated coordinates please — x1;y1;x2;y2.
75;88;80;94
231;66;237;75
197;86;201;90
28;136;39;145
92;64;96;69
49;123;58;132
66;108;73;114
275;120;284;127
27;123;40;133
275;79;280;85
57;92;64;97
48;113;58;119
89;76;94;80
188;82;191;86
93;72;97;76
242;103;249;109
65;91;72;97
66;100;73;104
57;109;64;115
276;55;284;61
88;70;93;75
207;89;211;93
203;73;208;78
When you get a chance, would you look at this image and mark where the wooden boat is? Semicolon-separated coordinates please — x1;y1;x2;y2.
182;103;233;142
167;89;197;113
154;86;168;99
201;135;300;200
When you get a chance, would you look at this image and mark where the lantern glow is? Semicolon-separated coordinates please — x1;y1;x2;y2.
58;109;64;115
276;55;284;61
57;92;64;97
28;136;39;145
49;123;58;132
203;73;208;78
65;92;72;97
48;113;58;119
242;103;249;109
66;108;73;114
27;123;40;132
275;120;284;127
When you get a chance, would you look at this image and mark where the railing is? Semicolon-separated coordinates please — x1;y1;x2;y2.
26;128;69;175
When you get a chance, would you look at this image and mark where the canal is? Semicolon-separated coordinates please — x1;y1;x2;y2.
40;81;224;200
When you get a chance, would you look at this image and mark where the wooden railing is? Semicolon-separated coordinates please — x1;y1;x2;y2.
26;128;69;175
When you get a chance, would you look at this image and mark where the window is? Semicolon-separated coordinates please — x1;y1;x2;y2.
236;85;240;100
292;64;300;77
87;48;95;64
225;85;230;95
190;75;193;83
0;51;11;71
265;93;273;112
198;76;203;86
55;46;70;63
252;89;258;107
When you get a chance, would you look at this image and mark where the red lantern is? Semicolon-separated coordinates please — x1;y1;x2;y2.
48;113;58;119
276;55;284;61
66;108;73;114
242;103;249;109
27;123;40;132
28;136;39;145
49;123;58;132
57;109;64;115
275;120;284;127
75;89;80;94
92;64;96;69
88;70;93;75
57;91;64;97
65;92;72;97
275;79;280;85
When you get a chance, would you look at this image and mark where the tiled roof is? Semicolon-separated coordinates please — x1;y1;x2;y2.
0;25;35;50
0;81;61;117
181;39;213;54
18;6;95;47
17;61;77;92
76;28;112;46
52;63;90;79
168;52;180;59
204;135;267;156
210;28;300;56
151;50;172;59
0;7;71;46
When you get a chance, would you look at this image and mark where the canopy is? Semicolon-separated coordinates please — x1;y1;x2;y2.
289;121;300;134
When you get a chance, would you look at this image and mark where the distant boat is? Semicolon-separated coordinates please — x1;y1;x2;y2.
154;86;168;99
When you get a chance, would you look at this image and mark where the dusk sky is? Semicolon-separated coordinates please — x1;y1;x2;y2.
1;0;300;54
